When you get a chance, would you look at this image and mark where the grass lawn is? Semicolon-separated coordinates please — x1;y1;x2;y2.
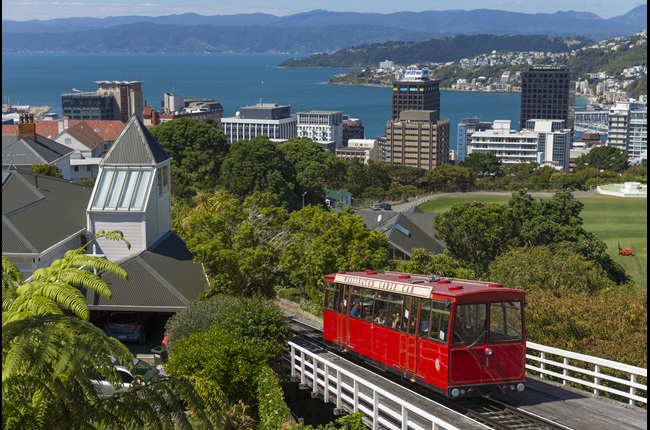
419;193;647;290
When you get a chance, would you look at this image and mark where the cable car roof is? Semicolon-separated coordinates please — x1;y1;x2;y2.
328;270;524;298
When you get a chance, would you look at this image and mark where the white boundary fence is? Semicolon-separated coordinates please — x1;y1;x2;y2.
289;340;481;430
289;339;647;429
526;342;647;406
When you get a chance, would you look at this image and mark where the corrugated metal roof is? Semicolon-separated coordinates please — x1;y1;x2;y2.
87;232;206;312
101;115;169;166
2;169;92;253
2;134;73;166
356;209;445;257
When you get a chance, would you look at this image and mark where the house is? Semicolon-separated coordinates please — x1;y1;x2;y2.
2;118;126;180
2;115;207;316
325;188;352;209
2;115;73;174
355;208;445;260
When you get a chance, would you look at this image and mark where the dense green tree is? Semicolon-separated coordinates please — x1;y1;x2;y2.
391;248;477;279
459;152;502;176
221;136;298;208
340;159;391;198
433;201;517;275
30;164;62;178
422;163;474;189
177;189;291;297
434;190;630;283
385;164;427;187
488;246;616;294
150;117;229;199
279;137;345;205
574;145;629;174
279;206;389;302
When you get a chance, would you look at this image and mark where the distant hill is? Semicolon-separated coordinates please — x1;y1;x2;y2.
1;6;647;54
278;35;591;68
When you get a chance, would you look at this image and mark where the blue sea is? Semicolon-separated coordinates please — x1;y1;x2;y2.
2;52;535;149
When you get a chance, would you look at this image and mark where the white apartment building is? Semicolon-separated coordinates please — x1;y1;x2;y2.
628;118;648;165
607;102;630;151
469;119;571;171
335;138;381;163
221;103;297;144
296;110;344;152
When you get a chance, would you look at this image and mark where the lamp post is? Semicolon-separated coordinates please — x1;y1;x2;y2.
302;191;307;208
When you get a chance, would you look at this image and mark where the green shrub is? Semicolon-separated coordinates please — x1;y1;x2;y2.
257;366;292;430
166;326;267;412
165;295;292;364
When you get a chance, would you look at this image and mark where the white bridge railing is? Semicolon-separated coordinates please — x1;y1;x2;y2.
288;338;647;430
526;342;647;406
289;340;473;430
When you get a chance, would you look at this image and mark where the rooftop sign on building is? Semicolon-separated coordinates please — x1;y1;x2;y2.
403;69;430;81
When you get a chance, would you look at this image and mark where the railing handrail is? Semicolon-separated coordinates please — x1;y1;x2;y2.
289;340;478;430
527;341;647;376
526;341;647;406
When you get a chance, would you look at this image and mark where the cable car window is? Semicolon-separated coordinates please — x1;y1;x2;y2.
404;297;417;335
387;294;404;330
362;289;375;321
373;297;389;325
428;300;451;343
489;301;523;342
350;288;364;318
324;283;337;311
453;304;487;345
350;288;374;321
419;299;431;337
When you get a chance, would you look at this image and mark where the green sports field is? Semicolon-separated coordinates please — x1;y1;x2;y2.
419;193;647;290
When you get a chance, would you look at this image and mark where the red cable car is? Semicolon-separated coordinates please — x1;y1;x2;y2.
322;270;527;398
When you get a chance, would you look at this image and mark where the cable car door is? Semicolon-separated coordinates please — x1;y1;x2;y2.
399;296;417;374
338;285;349;345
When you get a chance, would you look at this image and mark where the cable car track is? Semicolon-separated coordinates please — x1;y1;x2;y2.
288;317;572;430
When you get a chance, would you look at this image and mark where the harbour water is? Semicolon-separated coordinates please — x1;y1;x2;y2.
3;52;529;148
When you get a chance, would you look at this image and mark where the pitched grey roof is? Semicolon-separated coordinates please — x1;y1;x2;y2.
87;232;207;312
101;115;169;166
2;169;91;255
2;134;73;167
356;210;445;257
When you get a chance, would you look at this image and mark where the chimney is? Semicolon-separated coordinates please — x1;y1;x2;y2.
18;113;36;139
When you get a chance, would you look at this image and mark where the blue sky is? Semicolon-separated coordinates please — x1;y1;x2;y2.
1;0;645;21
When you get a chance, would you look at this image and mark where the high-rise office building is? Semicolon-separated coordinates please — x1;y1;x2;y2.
392;68;440;121
520;66;575;131
385;110;450;170
62;81;144;122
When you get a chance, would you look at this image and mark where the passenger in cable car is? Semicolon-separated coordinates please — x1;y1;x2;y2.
350;302;361;318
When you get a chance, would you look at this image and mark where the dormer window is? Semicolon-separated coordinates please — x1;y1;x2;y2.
157;165;170;196
91;167;152;211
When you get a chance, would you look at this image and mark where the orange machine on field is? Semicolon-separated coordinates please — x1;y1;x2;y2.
618;244;634;256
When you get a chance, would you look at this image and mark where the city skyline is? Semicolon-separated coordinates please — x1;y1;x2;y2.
2;0;645;22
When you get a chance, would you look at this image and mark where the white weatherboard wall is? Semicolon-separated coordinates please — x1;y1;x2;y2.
89;212;147;260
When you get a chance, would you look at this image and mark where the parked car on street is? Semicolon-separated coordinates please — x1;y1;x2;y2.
370;204;382;210
91;356;165;398
379;203;392;210
104;312;149;345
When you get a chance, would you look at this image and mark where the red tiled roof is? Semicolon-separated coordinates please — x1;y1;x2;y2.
64;121;104;150
2;119;125;141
